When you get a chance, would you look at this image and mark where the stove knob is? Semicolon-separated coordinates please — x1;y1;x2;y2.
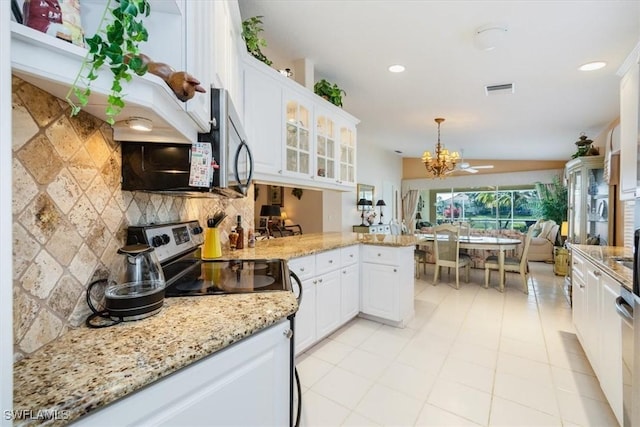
192;226;203;235
151;235;163;247
160;234;170;244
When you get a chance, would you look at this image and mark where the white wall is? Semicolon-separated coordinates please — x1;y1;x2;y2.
1;3;13;423
343;145;403;231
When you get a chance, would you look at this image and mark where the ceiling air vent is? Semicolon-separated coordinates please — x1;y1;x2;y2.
485;83;514;96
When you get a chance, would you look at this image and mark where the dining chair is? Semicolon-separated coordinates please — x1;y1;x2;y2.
414;246;428;278
484;225;535;293
432;224;471;289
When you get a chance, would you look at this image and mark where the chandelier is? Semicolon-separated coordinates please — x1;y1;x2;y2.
422;117;460;178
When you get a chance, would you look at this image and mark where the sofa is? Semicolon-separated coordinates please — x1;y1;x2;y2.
527;220;559;262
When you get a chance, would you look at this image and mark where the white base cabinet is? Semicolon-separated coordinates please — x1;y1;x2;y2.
571;251;623;425
360;245;414;327
288;245;360;355
72;320;292;426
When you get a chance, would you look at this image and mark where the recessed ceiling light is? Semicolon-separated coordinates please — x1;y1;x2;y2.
579;61;607;71
388;65;405;73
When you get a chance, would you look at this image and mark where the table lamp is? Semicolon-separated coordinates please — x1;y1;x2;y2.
260;205;281;233
376;199;386;224
357;198;368;225
560;221;569;245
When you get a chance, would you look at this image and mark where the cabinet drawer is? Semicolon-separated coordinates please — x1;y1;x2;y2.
571;251;585;282
316;249;341;275
288;255;315;281
361;245;399;265
340;245;359;266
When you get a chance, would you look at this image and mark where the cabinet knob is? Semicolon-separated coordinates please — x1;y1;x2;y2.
313;280;317;284
329;259;333;264
593;270;601;277
283;329;293;340
377;253;382;257
579;284;585;288
300;267;305;272
393;268;397;272
318;278;323;283
343;270;346;274
278;170;283;174
350;254;354;258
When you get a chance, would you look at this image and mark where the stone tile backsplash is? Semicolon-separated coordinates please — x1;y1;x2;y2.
12;77;254;360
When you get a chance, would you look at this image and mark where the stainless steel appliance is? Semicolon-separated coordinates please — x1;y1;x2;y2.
631;229;640;427
125;220;302;427
120;88;253;198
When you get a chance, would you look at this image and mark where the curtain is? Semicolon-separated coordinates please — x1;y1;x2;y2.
402;189;419;234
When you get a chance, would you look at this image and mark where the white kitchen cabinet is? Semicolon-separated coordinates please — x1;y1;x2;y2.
10;1;217;143
184;0;212;131
288;245;361;355
600;278;623;424
617;44;640;200
295;276;317;355
315;109;338;183
360;245;414;326
288;255;316;355
315;270;341;339
340;245;360;322
571;250;624;426
340;264;360;322
241;55;359;191
338;120;357;186
72;320;292;426
243;59;283;176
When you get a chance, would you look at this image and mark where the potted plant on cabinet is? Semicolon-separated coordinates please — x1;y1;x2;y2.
313;79;346;107
241;16;273;66
66;0;151;124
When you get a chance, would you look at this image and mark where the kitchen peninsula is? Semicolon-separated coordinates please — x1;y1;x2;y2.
13;233;418;426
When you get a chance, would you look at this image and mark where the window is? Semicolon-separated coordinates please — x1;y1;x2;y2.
431;186;539;231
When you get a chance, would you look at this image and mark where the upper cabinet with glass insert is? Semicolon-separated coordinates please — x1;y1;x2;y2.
242;54;359;191
285;98;312;176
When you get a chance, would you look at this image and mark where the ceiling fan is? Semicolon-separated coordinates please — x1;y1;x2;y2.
447;151;494;174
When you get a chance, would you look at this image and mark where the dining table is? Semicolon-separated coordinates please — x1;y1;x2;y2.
416;234;523;292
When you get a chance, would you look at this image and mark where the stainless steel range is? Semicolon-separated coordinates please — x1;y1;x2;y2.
125;220;302;427
125;220;294;297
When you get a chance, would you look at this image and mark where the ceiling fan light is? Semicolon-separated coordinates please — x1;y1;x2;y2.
579;61;607;71
388;64;405;73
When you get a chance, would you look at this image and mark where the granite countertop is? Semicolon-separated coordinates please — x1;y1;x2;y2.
13;292;297;427
571;244;633;291
216;232;419;260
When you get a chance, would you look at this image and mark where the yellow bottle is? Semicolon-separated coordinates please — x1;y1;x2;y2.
203;227;222;259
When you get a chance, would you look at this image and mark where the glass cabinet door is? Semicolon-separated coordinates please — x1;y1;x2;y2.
285;100;311;175
586;167;609;245
316;115;336;180
570;169;582;244
339;125;355;185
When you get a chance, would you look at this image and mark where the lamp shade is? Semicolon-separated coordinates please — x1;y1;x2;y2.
376;200;386;207
357;198;368;207
366;200;373;206
260;204;281;217
416;212;422;220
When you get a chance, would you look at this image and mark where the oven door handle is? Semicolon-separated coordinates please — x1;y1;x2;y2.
290;271;302;305
615;295;634;322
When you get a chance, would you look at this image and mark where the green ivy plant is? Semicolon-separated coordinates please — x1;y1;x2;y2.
242;16;272;66
66;0;151;125
313;79;346;107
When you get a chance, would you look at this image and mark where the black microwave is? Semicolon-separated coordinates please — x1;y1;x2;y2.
121;88;253;198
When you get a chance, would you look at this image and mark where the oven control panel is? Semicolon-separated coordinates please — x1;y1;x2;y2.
126;220;204;263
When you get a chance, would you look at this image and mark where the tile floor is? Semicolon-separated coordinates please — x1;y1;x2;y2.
295;262;619;426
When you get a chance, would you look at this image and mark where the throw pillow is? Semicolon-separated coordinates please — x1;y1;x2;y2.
539;220;556;241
